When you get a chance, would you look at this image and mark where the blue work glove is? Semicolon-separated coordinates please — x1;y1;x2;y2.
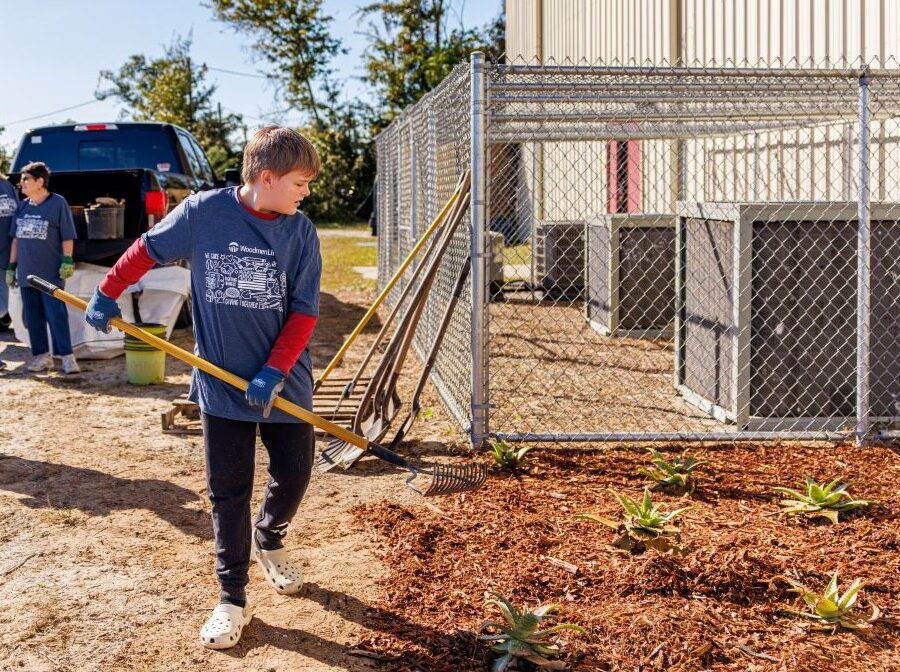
59;256;75;280
5;263;16;288
246;365;285;418
85;286;122;334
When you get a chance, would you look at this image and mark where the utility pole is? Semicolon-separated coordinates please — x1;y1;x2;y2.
187;55;194;127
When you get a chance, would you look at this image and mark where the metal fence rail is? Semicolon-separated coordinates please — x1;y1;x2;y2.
375;56;900;447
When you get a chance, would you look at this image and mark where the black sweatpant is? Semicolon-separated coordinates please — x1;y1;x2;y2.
202;413;315;606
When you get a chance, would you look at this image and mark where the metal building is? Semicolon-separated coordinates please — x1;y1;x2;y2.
372;2;900;448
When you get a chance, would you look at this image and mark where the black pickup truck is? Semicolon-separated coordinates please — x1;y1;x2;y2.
9;122;237;266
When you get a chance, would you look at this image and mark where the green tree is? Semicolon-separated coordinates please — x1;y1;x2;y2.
207;0;372;222
205;0;342;129
299;83;376;221
483;1;506;62
0;133;11;175
359;0;497;123
96;34;244;177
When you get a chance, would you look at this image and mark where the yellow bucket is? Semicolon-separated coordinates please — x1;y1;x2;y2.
124;323;167;385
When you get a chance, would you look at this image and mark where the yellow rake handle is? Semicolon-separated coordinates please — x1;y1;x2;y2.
314;170;469;390
28;278;368;451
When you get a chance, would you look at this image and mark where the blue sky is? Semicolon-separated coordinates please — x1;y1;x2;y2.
0;0;501;154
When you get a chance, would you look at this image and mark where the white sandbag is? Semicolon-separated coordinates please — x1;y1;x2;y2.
130;265;191;341
9;263;191;359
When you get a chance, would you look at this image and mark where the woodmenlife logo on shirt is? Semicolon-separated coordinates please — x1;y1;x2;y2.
16;214;49;240
0;195;16;217
204;242;285;311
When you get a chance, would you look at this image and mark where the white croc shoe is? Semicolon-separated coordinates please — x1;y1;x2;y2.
252;537;303;595
199;603;253;650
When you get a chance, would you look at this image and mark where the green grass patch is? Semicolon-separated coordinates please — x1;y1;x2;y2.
318;225;377;293
316;219;368;229
502;243;532;280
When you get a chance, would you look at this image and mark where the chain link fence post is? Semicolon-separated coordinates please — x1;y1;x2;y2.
856;65;872;446
470;51;489;448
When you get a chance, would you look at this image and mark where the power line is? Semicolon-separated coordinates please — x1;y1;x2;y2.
1;64;270;130
1;99;102;127
220;104;307;126
208;66;268;79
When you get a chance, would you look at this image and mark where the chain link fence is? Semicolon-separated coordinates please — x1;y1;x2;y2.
375;63;473;430
375;55;900;447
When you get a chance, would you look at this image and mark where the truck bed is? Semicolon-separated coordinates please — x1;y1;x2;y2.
41;169;148;265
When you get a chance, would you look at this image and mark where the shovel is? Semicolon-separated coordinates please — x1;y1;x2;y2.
27;275;487;498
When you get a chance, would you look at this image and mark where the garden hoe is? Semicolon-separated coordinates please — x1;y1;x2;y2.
313;170;469;394
316;181;471;471
27;276;487;498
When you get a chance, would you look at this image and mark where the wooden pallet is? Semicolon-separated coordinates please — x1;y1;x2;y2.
160;376;371;437
161;397;202;435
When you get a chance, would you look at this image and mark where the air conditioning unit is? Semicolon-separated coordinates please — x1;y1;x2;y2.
585;214;676;338
674;201;900;431
535;220;584;299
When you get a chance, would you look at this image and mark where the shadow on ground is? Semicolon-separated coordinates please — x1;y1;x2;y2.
228;581;487;670
0;454;211;539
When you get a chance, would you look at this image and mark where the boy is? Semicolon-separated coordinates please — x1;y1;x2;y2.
84;127;322;649
6;162;79;374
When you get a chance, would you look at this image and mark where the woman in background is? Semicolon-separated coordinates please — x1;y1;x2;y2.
6;161;79;374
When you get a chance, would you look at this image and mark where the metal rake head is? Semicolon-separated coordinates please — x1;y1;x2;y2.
406;460;488;497
318;434;487;497
317;438;364;472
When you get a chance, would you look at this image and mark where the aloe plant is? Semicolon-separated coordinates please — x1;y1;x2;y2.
782;572;880;631
637;450;703;491
774;476;872;524
478;593;587;671
578;488;690;552
489;440;534;471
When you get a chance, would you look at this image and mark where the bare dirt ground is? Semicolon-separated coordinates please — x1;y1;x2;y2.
0;275;472;671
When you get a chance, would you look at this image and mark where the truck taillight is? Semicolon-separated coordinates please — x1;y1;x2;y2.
74;123;118;131
145;190;167;219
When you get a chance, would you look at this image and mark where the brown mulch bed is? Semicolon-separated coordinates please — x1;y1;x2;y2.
351;443;900;671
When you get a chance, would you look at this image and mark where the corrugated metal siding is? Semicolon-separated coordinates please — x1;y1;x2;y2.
541;141;607;219
506;0;900;73
506;0;541;62
528;0;672;63
683;0;899;66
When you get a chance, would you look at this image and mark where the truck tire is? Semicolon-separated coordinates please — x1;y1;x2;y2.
175;296;193;329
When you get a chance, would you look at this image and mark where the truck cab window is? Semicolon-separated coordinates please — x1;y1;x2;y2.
176;132;204;179
188;136;216;184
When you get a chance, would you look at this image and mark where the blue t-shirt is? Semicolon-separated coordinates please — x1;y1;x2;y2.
142;187;322;422
0;179;18;269
12;193;77;287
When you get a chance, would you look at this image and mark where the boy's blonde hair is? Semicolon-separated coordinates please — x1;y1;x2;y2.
241;126;320;184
